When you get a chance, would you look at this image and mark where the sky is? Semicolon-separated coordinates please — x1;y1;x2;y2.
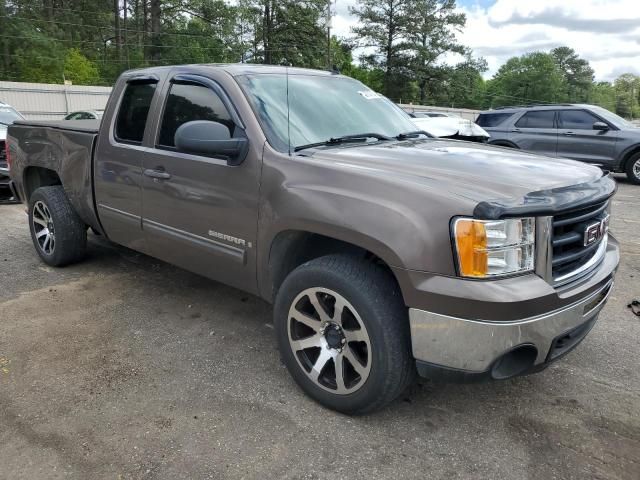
331;0;640;81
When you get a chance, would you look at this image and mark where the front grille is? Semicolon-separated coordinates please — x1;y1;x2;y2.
551;200;609;283
0;140;6;170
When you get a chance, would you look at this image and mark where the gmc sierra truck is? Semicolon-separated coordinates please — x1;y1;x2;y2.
6;65;619;414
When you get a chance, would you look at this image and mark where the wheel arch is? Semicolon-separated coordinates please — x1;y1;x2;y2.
619;144;640;172
263;229;404;304
23;166;62;202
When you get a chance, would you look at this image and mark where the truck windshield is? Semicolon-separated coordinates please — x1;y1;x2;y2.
0;106;23;125
237;73;422;153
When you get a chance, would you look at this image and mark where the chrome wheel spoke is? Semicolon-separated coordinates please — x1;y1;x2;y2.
309;348;334;382
42;235;50;252
36;228;49;239
291;310;321;331
290;333;322;352
344;328;368;343
33;216;47;227
309;293;331;323
334;354;347;394
332;297;346;325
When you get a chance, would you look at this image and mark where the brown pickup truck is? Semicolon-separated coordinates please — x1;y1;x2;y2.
6;65;619;414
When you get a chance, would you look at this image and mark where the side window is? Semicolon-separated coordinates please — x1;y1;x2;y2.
115;82;157;144
476;113;514;127
158;82;234;148
559;110;600;130
515;111;555;129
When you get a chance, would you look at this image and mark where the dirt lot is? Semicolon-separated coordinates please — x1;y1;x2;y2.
1;176;639;480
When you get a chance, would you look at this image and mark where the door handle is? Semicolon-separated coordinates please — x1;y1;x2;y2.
510;128;521;133
144;168;171;180
563;131;576;136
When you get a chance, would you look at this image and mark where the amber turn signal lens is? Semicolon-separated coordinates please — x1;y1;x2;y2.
454;219;488;277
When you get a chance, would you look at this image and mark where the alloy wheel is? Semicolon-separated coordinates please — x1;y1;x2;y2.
32;200;55;255
287;287;372;395
634;158;640;180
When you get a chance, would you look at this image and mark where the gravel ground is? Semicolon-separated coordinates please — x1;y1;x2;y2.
1;176;639;480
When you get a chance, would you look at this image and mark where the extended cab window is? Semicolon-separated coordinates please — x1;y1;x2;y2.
558;110;600;129
158;82;234;148
115;82;156;143
515;111;555;129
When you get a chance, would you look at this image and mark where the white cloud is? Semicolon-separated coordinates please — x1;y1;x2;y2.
331;0;640;81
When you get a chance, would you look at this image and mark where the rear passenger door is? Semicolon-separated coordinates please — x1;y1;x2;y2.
140;71;262;293
510;110;558;157
556;109;618;166
94;76;160;251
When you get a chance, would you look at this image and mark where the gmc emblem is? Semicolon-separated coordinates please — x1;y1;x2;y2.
584;215;609;247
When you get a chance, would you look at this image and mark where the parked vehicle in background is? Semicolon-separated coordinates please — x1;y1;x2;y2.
64;110;103;120
0;101;24;202
7;65;619;414
410;113;490;143
477;104;640;184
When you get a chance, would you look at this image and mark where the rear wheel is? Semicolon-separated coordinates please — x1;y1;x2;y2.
29;186;87;266
625;153;640;185
274;254;414;414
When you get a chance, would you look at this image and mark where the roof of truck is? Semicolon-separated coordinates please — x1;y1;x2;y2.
122;63;340;78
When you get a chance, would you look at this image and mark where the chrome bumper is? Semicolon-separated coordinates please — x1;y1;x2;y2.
409;279;613;373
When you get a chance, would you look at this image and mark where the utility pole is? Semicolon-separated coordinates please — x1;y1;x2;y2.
326;0;332;69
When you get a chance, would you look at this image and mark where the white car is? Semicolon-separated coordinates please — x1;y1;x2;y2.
407;110;490;143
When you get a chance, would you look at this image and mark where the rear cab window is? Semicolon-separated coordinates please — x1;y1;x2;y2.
475;112;514;127
514;111;556;129
115;82;157;144
157;82;234;149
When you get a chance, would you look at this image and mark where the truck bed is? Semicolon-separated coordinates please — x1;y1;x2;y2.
8;120;102;232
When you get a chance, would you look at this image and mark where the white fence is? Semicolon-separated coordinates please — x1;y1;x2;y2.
0;81;112;120
0;81;481;121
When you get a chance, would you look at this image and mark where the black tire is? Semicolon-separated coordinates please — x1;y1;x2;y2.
625;152;640;185
28;186;87;266
274;254;415;414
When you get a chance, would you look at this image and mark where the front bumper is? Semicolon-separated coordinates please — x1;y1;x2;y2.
406;237;619;382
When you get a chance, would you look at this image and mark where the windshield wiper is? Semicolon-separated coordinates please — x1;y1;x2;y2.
294;133;392;152
395;130;429;140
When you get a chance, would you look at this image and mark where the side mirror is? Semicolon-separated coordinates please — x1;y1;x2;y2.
593;121;609;131
174;120;249;165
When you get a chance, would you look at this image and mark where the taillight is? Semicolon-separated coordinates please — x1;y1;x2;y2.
5;141;11;170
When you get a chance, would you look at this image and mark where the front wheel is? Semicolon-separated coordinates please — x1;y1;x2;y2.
29;186;87;266
274;254;415;414
625;153;640;185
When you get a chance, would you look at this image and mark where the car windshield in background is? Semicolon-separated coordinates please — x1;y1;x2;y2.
0;107;23;125
237;73;423;153
590;106;635;129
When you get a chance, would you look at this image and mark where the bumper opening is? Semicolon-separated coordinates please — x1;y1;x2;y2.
491;344;538;380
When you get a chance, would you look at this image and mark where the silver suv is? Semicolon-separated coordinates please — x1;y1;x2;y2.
476;104;640;184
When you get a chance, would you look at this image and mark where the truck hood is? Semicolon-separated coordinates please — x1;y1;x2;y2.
303;139;613;217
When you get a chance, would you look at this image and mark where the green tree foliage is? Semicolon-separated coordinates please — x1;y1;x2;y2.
614;73;640;119
486;52;567;108
550;47;594;102
64;49;100;85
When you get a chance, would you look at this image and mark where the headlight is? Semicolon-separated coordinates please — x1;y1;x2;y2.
453;217;535;278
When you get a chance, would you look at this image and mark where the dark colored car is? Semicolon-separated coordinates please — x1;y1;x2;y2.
477;104;640;184
6;65;619;414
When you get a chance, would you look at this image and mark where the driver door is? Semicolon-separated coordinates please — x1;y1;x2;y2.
140;70;262;293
